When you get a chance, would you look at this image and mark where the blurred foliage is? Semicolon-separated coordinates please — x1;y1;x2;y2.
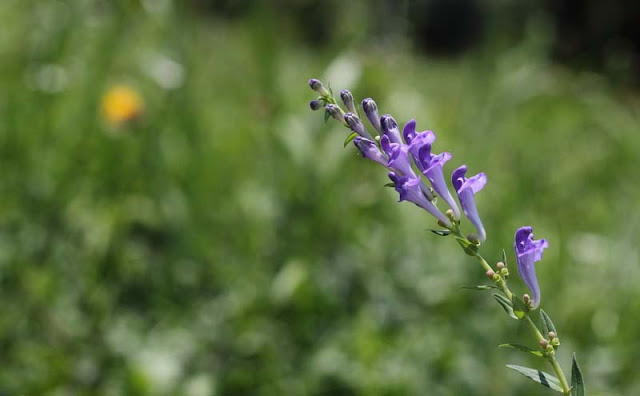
0;0;639;395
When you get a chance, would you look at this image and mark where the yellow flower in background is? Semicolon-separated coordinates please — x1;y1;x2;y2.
100;84;144;126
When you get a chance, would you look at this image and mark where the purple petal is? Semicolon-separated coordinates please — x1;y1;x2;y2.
403;119;416;144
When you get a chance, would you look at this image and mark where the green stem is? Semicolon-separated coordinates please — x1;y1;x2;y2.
465;243;571;395
549;353;571;395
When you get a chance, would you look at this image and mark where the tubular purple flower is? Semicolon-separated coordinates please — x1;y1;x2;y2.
362;98;382;135
340;90;357;114
417;144;460;219
452;165;487;241
353;137;388;167
514;227;548;309
380;114;403;144
388;172;451;226
380;135;415;178
404;119;435;162
344;113;373;140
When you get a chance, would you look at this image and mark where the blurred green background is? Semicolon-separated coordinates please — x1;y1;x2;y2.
1;0;639;395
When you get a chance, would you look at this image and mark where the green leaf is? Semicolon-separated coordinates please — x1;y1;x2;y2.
501;249;508;266
461;285;497;291
506;365;564;393
540;310;557;337
571;353;585;396
493;294;518;319
499;343;544;357
428;229;451;236
511;295;528;319
343;132;358;147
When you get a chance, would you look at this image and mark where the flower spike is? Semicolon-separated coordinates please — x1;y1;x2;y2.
514;227;548;309
452;165;487;241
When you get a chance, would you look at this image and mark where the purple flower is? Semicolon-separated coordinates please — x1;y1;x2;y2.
388;172;450;226
381;114;403;144
353;137;388;167
417;144;460;219
514;227;549;309
362;98;382;135
344;113;373;140
403;119;435;161
380;135;415;178
452;165;487;241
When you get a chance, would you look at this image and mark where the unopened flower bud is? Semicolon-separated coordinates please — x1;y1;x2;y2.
446;209;455;221
309;100;323;111
308;78;330;96
523;294;531;305
496;261;505;269
340;90;357;114
486;269;495;278
380;114;402;144
437;219;447;228
325;104;345;123
467;234;480;245
539;339;549;349
548;331;556;340
500;267;509;277
344;113;373;140
362;98;382;134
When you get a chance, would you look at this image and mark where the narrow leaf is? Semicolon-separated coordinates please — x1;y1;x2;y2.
383;183;395;188
499;343;544;357
493;294;518;319
506;365;564;393
344;132;358;147
501;249;508;266
571;353;585;396
461;285;497;291
512;295;528;319
540;310;557;337
428;229;452;236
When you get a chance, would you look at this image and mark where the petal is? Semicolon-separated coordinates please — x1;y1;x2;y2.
403;119;416;143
